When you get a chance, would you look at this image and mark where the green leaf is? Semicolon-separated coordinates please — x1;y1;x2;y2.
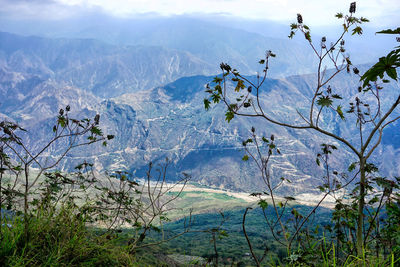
258;199;268;210
368;196;379;205
331;94;342;99
245;138;253;144
235;79;245;92
242;155;249;161
90;126;103;136
211;93;221;103
360;48;400;86
219;230;228;238
204;98;211;110
317;96;333;107
229;103;238;111
352;26;363;35
225;111;234;122
215;84;222;94
150;224;161;232
212;77;222;83
291;208;300;217
348;162;357;172
269;143;276;149
365;163;378;173
58;116;66;128
13;165;23;171
335;13;343;19
387;67;398;80
337;105;345;120
304;31;312;42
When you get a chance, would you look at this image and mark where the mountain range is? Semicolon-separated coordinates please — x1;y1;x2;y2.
0;21;399;197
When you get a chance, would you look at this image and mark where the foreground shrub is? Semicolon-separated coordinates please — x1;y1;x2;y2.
0;206;135;267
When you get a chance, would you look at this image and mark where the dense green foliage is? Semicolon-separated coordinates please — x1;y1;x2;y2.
0;207;135;266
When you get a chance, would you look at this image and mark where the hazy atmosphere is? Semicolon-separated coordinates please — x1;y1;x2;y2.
1;0;399;266
1;0;399;27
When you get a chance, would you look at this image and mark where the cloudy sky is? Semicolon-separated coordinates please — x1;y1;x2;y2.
0;0;399;27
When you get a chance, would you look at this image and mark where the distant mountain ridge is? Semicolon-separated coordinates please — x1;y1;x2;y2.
0;16;323;80
0;31;215;98
1;15;394;71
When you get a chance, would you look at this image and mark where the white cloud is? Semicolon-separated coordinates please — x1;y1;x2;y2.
66;0;400;26
1;0;399;27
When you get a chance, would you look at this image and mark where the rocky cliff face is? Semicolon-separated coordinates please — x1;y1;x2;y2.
6;71;398;195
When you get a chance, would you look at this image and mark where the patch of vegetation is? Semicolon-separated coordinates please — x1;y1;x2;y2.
167;190;245;202
150;205;332;265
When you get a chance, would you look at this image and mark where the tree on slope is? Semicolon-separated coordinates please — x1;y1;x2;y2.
204;2;400;259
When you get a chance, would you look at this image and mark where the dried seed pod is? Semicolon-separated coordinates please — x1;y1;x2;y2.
297;14;303;24
349;2;356;13
94;114;100;125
